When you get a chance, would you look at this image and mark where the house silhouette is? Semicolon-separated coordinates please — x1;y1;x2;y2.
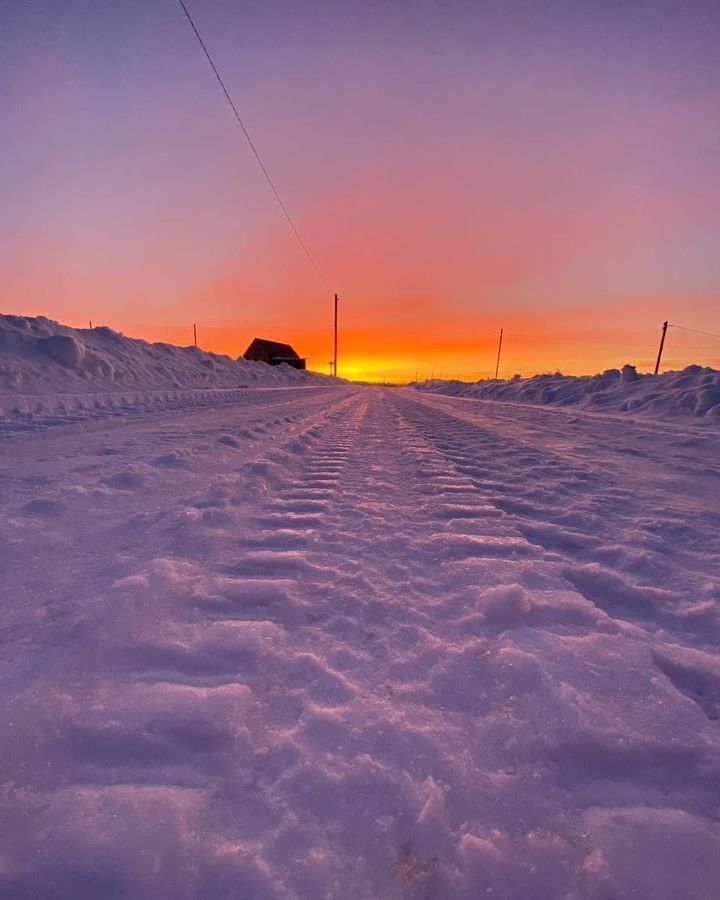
242;338;307;370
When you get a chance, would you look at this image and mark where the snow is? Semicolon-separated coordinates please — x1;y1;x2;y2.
0;315;334;430
413;365;720;422
2;325;720;898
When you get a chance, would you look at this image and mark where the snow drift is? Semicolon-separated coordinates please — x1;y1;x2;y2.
0;315;339;429
2;385;720;898
413;364;720;422
0;314;332;396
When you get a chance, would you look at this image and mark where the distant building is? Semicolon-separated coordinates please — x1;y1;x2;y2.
242;338;307;370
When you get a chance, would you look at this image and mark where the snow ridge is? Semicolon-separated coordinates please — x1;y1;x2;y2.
414;364;720;422
0;314;333;396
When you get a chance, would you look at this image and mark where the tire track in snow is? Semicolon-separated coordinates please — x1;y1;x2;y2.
3;387;720;899
391;389;720;643
0;388;357;679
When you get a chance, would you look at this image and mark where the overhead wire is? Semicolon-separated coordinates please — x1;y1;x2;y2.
175;0;333;294
669;324;720;340
170;3;720;375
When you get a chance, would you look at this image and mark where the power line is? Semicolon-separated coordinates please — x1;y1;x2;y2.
505;331;658;349
669;324;720;340
663;344;720;350
175;0;333;294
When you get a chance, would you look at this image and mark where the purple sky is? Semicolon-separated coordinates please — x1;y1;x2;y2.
2;0;719;377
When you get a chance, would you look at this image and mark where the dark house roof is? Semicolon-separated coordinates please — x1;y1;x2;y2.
242;338;307;369
245;338;301;360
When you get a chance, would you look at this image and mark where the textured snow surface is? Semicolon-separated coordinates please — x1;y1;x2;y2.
1;386;720;899
414;365;720;422
0;315;333;427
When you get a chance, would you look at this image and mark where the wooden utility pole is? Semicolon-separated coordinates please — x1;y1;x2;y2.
654;321;668;374
494;328;504;379
193;323;198;347
333;294;339;377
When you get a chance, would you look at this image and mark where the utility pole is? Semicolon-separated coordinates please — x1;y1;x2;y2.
193;323;198;347
654;320;669;375
494;328;504;380
333;294;339;377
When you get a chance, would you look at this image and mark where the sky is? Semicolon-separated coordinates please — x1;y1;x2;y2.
2;0;719;381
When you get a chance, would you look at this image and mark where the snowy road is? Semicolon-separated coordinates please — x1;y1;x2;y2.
2;386;720;898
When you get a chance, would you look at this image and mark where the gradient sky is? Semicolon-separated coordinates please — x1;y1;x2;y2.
2;0;719;380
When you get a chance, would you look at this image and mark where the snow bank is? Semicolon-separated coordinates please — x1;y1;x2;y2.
0;314;333;396
413;364;720;422
2;385;720;897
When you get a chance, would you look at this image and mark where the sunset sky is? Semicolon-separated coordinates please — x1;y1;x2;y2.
2;0;719;381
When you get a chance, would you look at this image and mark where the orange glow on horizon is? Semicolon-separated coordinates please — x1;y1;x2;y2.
4;2;719;383
55;317;720;384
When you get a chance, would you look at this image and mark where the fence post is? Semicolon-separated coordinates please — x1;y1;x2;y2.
494;327;504;379
654;321;669;374
333;294;339;377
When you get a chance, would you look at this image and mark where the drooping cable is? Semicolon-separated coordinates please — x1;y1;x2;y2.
176;0;333;294
669;324;720;340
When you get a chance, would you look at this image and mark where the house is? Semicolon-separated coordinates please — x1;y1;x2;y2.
242;338;307;370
